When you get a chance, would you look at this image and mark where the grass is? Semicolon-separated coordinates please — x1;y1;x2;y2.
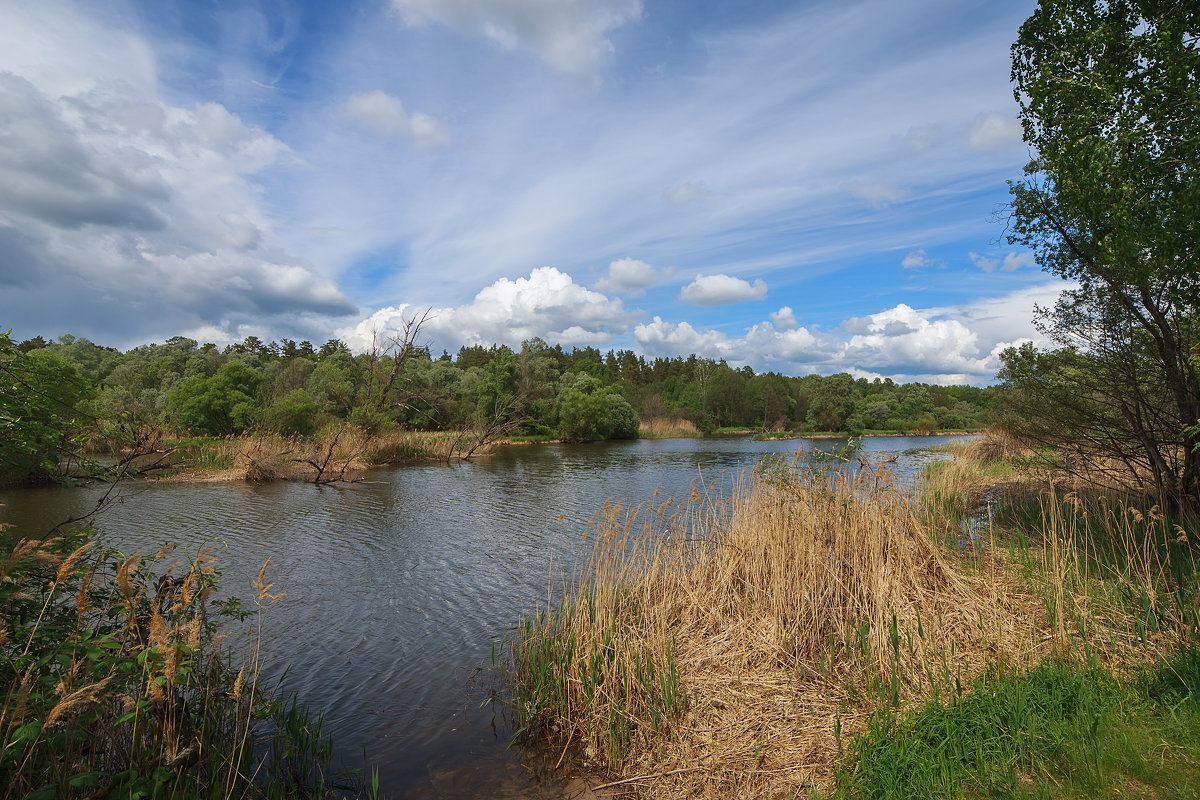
124;427;466;483
828;651;1200;800
0;524;361;799
638;417;702;439
507;455;1019;797
505;428;1200;799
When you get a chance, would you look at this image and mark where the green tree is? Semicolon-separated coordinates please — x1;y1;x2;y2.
169;361;265;435
1003;0;1200;514
262;388;320;436
556;373;639;442
0;331;92;485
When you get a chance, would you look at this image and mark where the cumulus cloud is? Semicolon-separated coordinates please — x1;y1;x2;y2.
634;317;737;360
634;314;830;375
680;274;767;306
342;89;450;147
839;304;988;378
901;249;933;269
0;12;357;347
769;306;797;328
591;257;672;295
389;0;643;80
967;112;1022;151
969;250;1037;272
337;266;638;352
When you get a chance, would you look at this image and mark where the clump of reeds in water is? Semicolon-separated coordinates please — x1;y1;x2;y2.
508;459;1019;798
161;427;463;483
0;525;341;799
638;417;701;439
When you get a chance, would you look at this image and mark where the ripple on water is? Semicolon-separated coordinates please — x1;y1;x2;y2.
0;434;973;797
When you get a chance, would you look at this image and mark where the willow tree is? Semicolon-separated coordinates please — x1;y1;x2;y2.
1000;0;1200;514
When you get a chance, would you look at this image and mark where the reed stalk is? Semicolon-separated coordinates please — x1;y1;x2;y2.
509;461;1021;797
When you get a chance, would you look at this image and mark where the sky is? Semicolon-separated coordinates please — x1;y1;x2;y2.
0;0;1068;385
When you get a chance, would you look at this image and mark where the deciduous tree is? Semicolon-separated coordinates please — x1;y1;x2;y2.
1002;0;1200;513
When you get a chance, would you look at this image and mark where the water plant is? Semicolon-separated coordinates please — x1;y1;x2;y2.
0;524;346;799
506;460;1013;797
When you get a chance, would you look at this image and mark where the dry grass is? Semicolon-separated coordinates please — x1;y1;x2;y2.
506;430;1199;798
161;428;464;483
511;462;1037;798
639;417;701;439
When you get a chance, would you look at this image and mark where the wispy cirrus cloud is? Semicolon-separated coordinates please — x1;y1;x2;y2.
387;0;643;80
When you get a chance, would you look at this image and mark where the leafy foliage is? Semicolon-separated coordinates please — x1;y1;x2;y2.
1002;0;1200;514
0;331;91;486
0;530;339;799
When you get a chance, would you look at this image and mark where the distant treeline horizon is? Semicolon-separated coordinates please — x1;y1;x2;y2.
11;330;999;448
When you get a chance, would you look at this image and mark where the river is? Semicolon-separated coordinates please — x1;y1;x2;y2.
0;434;968;798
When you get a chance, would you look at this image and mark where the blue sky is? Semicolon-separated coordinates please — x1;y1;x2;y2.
0;0;1067;383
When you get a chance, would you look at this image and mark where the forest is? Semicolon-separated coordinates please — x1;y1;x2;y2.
4;327;995;459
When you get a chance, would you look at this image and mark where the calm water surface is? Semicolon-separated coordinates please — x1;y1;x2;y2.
0;435;968;798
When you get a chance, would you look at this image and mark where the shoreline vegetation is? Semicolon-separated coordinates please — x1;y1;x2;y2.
505;430;1200;798
0;325;995;491
0;525;370;800
94;421;973;486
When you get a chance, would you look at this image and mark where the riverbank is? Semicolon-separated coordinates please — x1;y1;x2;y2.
507;430;1200;798
0;527;359;799
102;428;489;484
752;428;979;441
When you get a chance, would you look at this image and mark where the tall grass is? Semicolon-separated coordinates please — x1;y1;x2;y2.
821;433;1200;800
638;417;701;439
155;428;463;483
507;460;1017;797
0;526;346;799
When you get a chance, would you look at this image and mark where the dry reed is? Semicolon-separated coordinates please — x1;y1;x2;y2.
163;428;463;483
512;462;1027;798
638;417;701;439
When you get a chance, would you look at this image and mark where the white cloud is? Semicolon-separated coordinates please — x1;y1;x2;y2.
925;280;1073;360
901;249;932;269
967;112;1022;151
847;181;910;206
0;50;355;347
1001;252;1036;271
388;0;643;80
633;317;737;360
342;89;450;147
337;266;637;352
591;257;671;295
970;250;1037;273
680;273;768;306
769;306;797;328
839;304;988;377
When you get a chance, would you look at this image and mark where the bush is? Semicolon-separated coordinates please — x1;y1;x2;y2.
0;529;338;799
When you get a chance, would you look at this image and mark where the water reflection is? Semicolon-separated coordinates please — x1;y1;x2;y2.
0;434;969;797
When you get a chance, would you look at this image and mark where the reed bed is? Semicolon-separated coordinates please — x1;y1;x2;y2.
509;461;1027;798
638;417;702;439
159;428;464;483
0;525;340;799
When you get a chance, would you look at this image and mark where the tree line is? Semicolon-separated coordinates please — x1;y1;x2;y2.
1;326;997;484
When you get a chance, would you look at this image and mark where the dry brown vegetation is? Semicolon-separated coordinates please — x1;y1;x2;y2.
147;428;475;483
512;460;1023;797
638;417;701;439
510;434;1198;798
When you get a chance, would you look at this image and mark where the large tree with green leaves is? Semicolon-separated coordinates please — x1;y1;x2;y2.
1001;0;1200;513
0;331;91;485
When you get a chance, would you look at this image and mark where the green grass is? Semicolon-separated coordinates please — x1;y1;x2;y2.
827;648;1200;800
827;470;1200;800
